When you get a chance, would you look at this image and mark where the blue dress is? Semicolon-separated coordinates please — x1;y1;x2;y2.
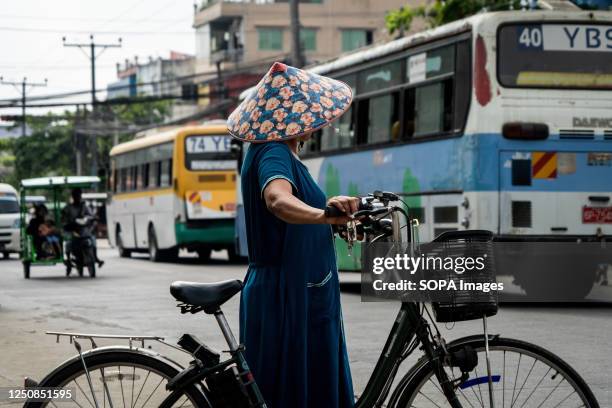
239;142;354;408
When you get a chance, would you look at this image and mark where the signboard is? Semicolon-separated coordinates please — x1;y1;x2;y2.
516;24;612;52
583;206;612;224
408;53;426;84
185;135;231;154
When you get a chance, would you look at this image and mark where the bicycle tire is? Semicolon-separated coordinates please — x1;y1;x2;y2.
390;336;599;408
24;348;209;408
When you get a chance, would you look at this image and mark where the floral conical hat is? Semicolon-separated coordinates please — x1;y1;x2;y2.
227;62;353;142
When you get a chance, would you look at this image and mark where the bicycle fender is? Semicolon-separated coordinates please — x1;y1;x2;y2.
34;346;187;388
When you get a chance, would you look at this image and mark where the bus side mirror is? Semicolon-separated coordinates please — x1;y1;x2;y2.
230;140;244;175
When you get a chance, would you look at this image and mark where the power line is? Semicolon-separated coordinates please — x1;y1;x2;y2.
0;76;47;136
63;35;122;176
0;53;289;105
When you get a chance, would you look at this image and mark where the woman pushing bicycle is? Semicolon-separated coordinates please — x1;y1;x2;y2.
227;61;357;408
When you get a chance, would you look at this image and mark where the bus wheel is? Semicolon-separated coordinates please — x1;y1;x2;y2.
23;262;30;279
116;228;131;258
148;227;162;262
197;248;211;262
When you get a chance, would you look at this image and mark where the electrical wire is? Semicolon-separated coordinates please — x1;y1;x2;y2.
0;53;289;105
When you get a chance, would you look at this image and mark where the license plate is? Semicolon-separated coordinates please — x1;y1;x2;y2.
582;206;612;224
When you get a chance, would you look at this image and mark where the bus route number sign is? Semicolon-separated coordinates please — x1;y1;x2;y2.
516;24;612;52
186;135;231;154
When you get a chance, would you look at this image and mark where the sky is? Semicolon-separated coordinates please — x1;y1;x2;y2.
0;0;197;116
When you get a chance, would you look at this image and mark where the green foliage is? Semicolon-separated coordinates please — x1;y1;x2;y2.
10;112;76;184
386;0;521;35
385;6;425;36
1;100;172;188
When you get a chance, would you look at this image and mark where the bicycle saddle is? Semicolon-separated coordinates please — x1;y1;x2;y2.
170;279;243;314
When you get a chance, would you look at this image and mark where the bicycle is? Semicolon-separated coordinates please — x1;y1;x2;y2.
24;191;599;407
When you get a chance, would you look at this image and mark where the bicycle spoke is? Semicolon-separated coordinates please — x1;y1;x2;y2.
137;377;165;408
555;390;577;407
534;375;567;408
511;357;537;407
99;367;114;408
130;366;136;408
417;391;444;408
118;366;126;408
510;353;522;407
73;377;96;408
517;366;551;408
472;367;486;407
458;387;477;408
130;370;150;408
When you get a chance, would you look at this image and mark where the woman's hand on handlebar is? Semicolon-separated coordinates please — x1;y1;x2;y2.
325;196;360;225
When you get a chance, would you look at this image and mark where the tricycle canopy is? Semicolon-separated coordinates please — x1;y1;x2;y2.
20;176;100;190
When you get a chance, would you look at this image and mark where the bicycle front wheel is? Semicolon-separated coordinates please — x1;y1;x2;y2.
24;348;209;408
392;337;599;408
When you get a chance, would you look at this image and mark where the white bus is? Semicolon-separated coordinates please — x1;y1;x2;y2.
236;10;612;297
0;183;20;258
108;124;238;262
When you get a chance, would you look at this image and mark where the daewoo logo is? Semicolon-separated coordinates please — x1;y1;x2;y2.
573;117;612;128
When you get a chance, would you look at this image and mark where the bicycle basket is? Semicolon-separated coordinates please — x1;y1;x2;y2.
428;230;498;323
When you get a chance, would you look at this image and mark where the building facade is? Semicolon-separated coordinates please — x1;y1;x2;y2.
193;0;425;72
107;52;199;120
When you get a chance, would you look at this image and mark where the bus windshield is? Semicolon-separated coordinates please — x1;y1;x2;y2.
184;134;235;171
498;23;612;89
0;195;18;214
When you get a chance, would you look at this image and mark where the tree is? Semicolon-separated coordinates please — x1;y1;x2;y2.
1;100;172;189
386;0;522;35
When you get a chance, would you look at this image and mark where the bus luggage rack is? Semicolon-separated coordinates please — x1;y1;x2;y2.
427;230;498;323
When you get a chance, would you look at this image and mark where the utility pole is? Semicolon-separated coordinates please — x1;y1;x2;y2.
289;0;304;67
63;34;122;176
0;76;47;137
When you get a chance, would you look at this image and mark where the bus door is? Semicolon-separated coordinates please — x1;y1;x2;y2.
499;149;612;237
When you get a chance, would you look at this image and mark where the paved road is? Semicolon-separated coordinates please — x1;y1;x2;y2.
0;247;610;406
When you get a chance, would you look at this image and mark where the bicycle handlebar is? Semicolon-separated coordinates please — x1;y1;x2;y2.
324;200;371;218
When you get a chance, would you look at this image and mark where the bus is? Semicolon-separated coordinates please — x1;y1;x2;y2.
0;183;20;259
108;123;238;262
236;10;612;297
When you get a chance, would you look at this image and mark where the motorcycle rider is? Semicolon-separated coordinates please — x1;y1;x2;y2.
62;188;103;276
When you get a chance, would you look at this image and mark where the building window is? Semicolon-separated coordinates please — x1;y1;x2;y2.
341;29;373;52
258;27;283;51
300;28;317;51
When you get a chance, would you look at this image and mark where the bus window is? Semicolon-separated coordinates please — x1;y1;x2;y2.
132;166;139;191
151;161;160;187
367;92;400;144
120;168;127;192
454;40;471;131
321;106;355;151
358;61;401;93
336;74;356;96
414;80;453;137
160;160;171;187
142;163;150;189
125;167;133;192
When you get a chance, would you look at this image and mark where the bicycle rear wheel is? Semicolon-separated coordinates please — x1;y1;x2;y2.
392;337;599;408
24;348;209;408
